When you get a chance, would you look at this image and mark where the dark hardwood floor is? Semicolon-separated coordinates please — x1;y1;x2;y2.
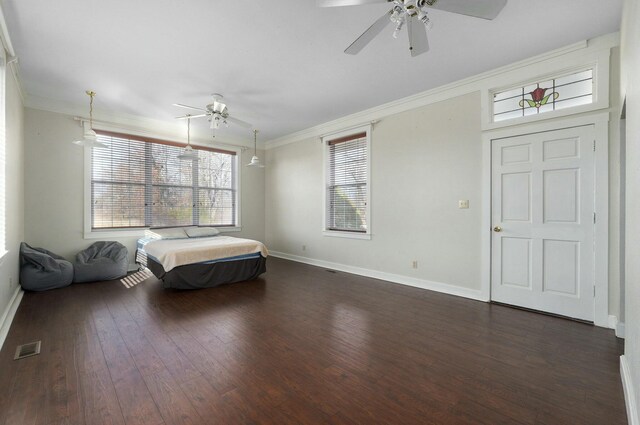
0;257;626;425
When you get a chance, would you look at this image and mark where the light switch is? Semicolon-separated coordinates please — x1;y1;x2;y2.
458;200;469;209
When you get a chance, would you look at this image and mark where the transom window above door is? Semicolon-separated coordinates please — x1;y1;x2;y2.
492;69;594;122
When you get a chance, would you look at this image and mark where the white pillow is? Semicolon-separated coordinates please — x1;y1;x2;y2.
185;227;220;238
145;227;189;240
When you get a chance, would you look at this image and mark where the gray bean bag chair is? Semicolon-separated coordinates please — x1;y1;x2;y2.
73;241;129;283
19;242;73;291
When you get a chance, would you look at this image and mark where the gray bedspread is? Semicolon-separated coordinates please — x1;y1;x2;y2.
146;255;267;290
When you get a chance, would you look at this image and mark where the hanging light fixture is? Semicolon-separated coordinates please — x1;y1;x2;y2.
210;114;221;130
72;90;107;148
246;129;264;168
177;115;200;161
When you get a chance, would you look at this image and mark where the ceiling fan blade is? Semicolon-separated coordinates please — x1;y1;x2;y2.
226;116;253;129
407;16;429;57
425;0;507;20
176;114;207;119
173;103;207;112
317;0;391;6
345;9;393;55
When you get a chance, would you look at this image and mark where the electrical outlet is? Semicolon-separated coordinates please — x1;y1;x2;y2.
412;261;418;269
458;200;469;209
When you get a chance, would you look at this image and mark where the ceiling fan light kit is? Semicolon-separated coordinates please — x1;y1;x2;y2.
173;93;252;137
318;0;507;56
72;90;108;148
210;113;229;131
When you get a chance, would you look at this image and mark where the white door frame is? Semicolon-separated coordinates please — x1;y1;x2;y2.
481;112;610;327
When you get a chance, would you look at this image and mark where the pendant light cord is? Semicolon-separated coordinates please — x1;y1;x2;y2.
187;115;191;147
86;90;96;130
254;129;258;156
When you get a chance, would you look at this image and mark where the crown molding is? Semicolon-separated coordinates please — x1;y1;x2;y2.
265;32;620;150
25;94;254;148
8;61;25;105
0;4;15;58
0;2;25;104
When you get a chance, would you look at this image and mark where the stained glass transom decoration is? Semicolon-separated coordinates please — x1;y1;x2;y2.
493;69;593;122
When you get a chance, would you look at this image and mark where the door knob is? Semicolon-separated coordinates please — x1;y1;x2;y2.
493;226;502;232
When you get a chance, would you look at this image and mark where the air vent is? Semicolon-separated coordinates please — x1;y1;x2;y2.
14;341;41;360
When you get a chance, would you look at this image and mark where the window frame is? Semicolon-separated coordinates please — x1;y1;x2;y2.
322;125;372;240
84;126;242;239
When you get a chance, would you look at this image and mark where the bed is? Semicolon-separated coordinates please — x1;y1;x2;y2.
136;227;267;289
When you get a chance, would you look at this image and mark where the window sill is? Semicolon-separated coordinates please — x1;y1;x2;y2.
219;227;242;233
84;226;242;239
84;229;146;239
323;230;371;240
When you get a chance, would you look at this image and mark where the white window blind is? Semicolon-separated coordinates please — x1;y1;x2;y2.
326;132;368;233
91;131;237;230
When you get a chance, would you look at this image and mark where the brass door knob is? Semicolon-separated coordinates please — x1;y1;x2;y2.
493;226;502;232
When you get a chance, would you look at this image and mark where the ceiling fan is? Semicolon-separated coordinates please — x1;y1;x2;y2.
318;0;508;57
174;93;252;134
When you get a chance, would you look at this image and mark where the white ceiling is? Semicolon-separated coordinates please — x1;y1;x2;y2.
4;0;623;142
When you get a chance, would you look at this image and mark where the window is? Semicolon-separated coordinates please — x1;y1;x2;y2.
90;131;238;230
324;128;370;237
493;69;594;122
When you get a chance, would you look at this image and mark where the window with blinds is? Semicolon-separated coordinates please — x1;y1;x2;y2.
91;131;237;230
326;131;369;233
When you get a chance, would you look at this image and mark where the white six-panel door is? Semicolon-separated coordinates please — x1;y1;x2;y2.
491;125;595;321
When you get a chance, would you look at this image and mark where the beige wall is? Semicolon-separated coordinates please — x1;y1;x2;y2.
266;46;624;315
24;108;265;264
266;92;484;292
609;46;623;320
0;67;25;319
620;0;640;418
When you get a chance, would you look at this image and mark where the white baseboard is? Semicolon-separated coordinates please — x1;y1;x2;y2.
0;286;24;350
621;355;639;425
610;315;619;329
617;322;626;339
609;315;626;338
269;251;487;302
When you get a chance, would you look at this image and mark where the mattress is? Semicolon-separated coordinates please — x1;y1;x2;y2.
137;235;268;273
136;235;268;290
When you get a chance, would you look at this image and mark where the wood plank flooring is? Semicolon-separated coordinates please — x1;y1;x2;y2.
0;257;626;424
